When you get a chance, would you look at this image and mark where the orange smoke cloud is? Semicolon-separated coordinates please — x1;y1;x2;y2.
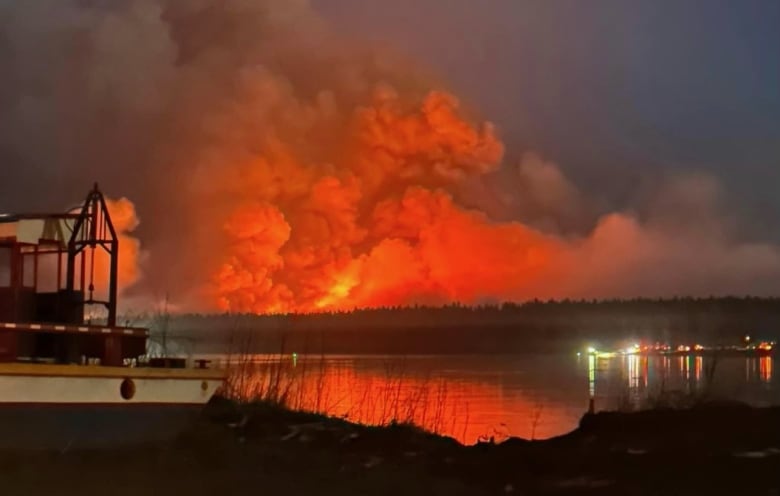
210;80;780;313
106;197;143;294
11;0;777;311
213;89;569;313
90;197;143;302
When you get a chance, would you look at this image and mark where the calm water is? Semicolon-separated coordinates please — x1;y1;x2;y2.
220;353;778;445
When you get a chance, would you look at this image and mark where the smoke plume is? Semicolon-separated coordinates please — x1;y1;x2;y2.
1;0;780;313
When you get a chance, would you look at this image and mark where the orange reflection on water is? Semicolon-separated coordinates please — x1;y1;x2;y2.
694;356;703;384
760;356;773;383
227;355;584;444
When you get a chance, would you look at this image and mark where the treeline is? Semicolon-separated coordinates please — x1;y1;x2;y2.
142;297;780;354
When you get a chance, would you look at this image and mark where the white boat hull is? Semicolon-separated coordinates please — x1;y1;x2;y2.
0;363;226;450
0;375;222;405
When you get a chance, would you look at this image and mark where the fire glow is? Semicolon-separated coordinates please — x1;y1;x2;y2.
212;90;572;314
204;82;780;314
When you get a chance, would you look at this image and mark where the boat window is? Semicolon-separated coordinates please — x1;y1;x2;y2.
0;247;10;287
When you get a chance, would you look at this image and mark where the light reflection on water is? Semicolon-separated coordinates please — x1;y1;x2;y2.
590;354;776;412
221;353;777;445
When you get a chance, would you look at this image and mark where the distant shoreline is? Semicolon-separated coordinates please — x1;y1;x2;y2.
132;297;780;355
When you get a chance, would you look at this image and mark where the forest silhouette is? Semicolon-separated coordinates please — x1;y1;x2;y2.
145;297;780;354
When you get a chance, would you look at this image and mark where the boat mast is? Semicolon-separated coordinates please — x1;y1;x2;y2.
65;184;119;327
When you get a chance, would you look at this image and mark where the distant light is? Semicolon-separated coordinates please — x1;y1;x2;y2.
746;335;751;342
576;352;581;357
623;343;640;355
587;346;597;354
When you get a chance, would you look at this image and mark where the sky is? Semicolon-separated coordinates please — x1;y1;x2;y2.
312;0;780;234
2;0;780;306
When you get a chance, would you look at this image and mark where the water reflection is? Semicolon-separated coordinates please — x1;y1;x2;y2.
591;354;777;411
227;354;591;444
588;354;596;398
679;356;688;383
744;357;774;384
760;356;773;384
695;356;703;383
221;353;780;445
627;355;640;389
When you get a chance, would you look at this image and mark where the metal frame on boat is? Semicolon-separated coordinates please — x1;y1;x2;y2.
0;184;226;450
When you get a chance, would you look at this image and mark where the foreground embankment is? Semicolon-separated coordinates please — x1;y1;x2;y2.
2;398;779;495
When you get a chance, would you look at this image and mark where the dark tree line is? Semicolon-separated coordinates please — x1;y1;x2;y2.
141;297;780;354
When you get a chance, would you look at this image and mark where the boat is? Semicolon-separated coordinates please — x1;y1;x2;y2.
0;184;226;450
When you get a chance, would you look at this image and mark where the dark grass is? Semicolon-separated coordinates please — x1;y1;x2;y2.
2;397;780;495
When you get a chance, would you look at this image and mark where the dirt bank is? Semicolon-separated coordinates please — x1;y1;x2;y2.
2;398;779;495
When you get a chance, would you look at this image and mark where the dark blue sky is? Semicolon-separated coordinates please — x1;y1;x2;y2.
313;0;780;230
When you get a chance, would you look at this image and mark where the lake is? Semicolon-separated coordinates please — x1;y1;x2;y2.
220;353;778;445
